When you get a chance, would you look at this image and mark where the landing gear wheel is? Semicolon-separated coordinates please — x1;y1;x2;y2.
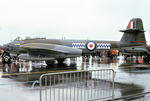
57;59;65;65
2;52;11;63
46;60;54;65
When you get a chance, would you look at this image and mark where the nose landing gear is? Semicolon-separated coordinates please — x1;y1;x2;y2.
2;52;11;63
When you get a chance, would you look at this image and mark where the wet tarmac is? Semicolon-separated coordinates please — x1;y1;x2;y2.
0;56;150;101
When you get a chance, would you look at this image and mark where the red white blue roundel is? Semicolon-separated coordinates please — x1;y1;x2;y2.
86;42;96;51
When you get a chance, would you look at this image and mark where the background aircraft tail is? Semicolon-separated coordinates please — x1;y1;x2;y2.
120;18;146;45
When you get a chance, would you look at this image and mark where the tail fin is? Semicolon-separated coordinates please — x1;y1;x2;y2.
120;18;146;44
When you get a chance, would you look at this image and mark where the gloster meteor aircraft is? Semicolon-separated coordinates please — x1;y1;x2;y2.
2;18;149;65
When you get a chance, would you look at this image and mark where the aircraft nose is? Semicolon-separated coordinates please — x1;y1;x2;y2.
2;44;11;51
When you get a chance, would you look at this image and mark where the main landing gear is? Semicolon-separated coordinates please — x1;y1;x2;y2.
45;58;65;65
57;58;65;65
46;60;54;65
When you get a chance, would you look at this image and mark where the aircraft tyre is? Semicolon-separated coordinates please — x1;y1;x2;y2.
57;58;65;65
46;61;54;65
143;54;150;64
2;52;11;63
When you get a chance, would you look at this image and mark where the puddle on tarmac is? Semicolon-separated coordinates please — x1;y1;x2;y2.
0;56;150;100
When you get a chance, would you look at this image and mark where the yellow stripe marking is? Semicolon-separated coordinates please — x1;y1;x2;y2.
15;44;20;45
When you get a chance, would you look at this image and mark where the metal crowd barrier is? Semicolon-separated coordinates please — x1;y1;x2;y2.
39;69;114;101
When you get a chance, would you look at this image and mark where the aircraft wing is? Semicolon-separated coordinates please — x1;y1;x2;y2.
18;43;82;61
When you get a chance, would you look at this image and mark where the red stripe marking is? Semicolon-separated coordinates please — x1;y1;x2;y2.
136;41;146;43
129;21;131;28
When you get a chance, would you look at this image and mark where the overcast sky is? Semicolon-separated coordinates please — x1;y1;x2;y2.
0;0;150;45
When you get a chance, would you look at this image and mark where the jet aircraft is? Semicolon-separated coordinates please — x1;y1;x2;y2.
2;18;149;65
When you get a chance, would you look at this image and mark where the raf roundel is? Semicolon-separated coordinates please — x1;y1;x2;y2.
86;42;96;51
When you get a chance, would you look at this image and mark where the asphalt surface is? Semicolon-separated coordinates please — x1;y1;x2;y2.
0;56;150;101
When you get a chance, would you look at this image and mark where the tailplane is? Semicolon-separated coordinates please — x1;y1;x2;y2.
120;18;146;44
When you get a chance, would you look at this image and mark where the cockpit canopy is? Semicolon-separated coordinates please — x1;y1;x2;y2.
14;36;35;41
14;35;46;41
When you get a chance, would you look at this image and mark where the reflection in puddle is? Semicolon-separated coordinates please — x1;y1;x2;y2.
2;56;118;73
1;56;118;81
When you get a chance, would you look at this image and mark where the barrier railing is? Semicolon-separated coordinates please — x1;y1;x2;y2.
39;69;114;101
